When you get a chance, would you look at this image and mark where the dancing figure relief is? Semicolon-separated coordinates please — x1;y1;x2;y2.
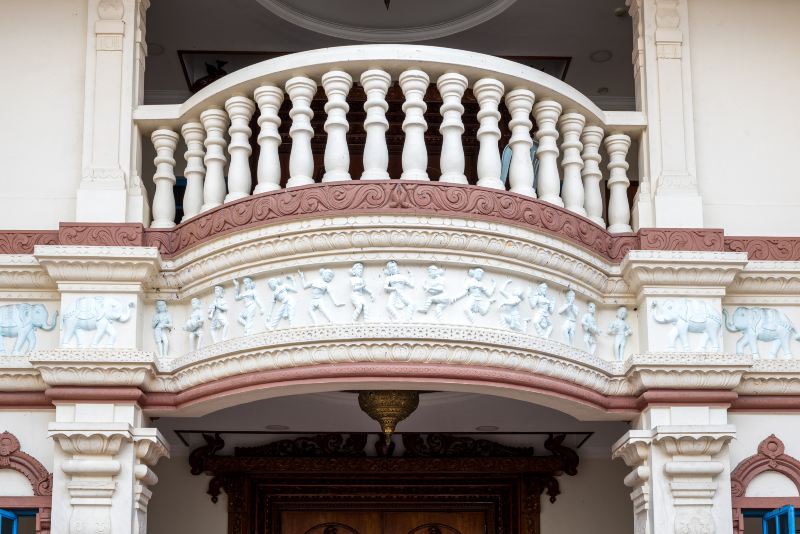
349;263;375;322
528;283;555;339
183;297;205;352
267;276;298;329
384;260;415;321
299;268;345;324
233;277;266;335
208;285;229;343
152;299;173;357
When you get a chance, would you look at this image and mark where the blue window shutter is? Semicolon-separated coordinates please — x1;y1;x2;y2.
763;505;796;534
0;509;19;534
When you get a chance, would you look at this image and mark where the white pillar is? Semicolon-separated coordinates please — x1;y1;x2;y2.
399;69;430;181
286;76;318;187
149;129;179;229
48;404;169;534
581;126;606;227
321;71;353;182
180;122;205;221
473;78;505;190
613;406;736;534
76;0;150;223
559;113;587;216
253;85;284;194
437;72;468;184
224;96;256;202
200;108;229;212
503;89;536;197
360;69;391;180
628;0;703;227
605;134;634;233
533;100;563;206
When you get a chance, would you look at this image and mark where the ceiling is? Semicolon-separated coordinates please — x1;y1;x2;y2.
144;0;635;108
154;391;630;459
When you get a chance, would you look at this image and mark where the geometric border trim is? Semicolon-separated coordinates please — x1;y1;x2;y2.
731;434;800;534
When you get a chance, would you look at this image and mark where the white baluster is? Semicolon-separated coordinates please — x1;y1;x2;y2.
150;129;179;229
437;72;468;184
559;113;586;216
253;85;284;194
533;100;563;206
473;78;505;190
321;70;353;182
581;126;605;227
360;69;391;180
285;76;317;187
200;108;229;211
605;134;633;233
224;96;256;202
180;122;205;221
399;69;430;181
503;89;536;197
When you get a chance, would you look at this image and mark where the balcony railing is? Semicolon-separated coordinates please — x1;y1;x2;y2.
134;45;645;233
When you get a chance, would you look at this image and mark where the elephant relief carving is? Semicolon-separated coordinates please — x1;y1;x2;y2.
60;296;135;348
651;299;722;352
0;303;58;355
723;306;800;358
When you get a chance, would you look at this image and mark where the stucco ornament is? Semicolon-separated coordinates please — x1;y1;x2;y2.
266;276;298;329
183;297;204;352
651;299;722;352
673;508;714;534
349;263;374;322
498;280;529;332
299;268;345;324
581;302;600;355
151;300;172;357
232;277;266;334
0;303;57;355
418;265;451;319
207;285;229;343
558;289;579;346
383;260;415;321
723;306;800;358
528;282;555;338
452;267;496;323
608;306;632;361
60;296;135;348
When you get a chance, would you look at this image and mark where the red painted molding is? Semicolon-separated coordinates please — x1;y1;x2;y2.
636;389;737;409
731;434;800;533
730;396;800;411
58;222;144;247
44;386;145;404
1;182;795;261
0;392;53;408
724;236;800;261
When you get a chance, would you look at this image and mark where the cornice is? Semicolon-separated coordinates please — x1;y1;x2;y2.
34;245;160;288
30;349;156;387
147;323;631;396
727;261;800;297
736;359;800;395
621;250;748;294
0;356;47;391
624;353;752;394
0;255;56;293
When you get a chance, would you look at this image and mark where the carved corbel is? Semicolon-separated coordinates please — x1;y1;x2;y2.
613;430;653;534
132;428;170;534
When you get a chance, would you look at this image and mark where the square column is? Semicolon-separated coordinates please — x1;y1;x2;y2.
614;408;736;534
76;0;151;223
48;403;168;534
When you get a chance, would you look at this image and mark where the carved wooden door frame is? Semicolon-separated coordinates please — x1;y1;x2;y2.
189;432;579;534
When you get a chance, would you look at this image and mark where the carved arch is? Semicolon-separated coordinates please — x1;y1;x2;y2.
0;431;53;534
731;434;800;534
0;431;52;496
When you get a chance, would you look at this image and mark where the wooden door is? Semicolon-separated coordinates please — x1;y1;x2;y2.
279;510;486;534
384;511;487;533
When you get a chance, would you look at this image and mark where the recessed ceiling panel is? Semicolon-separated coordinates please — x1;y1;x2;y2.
254;0;519;42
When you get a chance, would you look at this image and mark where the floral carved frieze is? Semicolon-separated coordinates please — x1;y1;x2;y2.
725;238;800;262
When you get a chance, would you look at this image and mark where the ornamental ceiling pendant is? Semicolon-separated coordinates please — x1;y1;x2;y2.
358;391;420;445
384;0;390;9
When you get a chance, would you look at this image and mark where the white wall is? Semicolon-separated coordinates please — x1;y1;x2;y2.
0;0;86;230
541;457;633;534
148;456;228;534
729;413;800;472
689;0;800;235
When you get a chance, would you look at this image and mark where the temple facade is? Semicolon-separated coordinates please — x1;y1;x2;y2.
1;0;800;533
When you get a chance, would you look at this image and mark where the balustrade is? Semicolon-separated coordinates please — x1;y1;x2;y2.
135;45;642;232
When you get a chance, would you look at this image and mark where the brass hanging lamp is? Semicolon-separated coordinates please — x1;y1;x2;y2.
358;391;419;445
